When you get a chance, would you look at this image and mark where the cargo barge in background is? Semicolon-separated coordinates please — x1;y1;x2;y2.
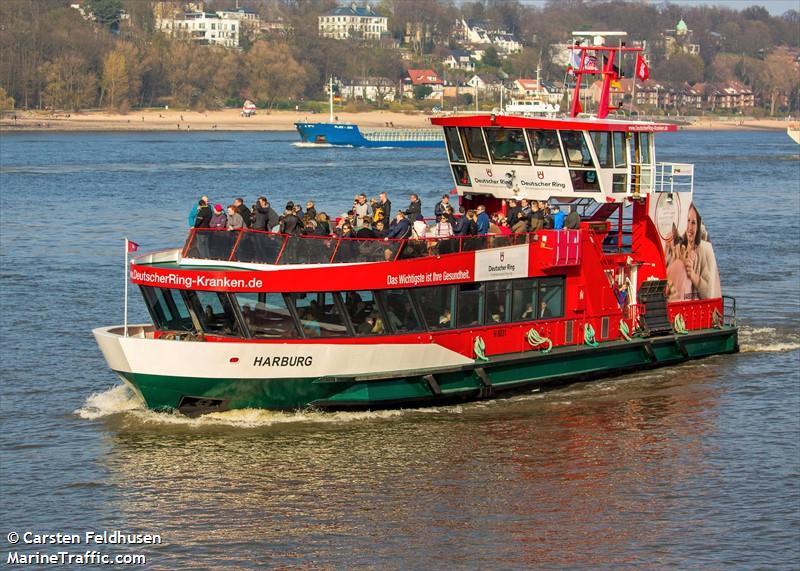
94;32;738;415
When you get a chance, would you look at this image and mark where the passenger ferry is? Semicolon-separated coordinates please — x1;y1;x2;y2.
94;33;738;415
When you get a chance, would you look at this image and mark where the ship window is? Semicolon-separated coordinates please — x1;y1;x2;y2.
612;173;627;193
140;286;194;331
527;129;564;167
539;278;564;318
560;131;595;168
189;290;244;336
570;169;601;192
457;283;484;327
590;131;612;168
511;278;538;322
485;281;512;323
413;285;456;330
452;164;471;187
613;132;627;168
378;289;424;333
444;127;465;163
459;127;490;163
288;292;349;338
343;290;386;335
235;292;299;338
636;132;652;164
484;128;531;164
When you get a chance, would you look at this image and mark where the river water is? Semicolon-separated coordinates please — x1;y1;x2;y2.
0;129;798;569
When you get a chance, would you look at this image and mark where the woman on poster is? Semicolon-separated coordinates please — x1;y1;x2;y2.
684;203;722;300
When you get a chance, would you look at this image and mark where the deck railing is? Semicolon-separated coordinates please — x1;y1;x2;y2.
182;227;551;266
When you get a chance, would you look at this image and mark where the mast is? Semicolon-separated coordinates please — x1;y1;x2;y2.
329;76;334;123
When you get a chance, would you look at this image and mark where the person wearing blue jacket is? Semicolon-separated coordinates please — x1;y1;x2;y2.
551;205;566;229
189;195;208;227
476;205;490;235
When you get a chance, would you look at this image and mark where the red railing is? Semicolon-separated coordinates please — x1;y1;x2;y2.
181;227;568;265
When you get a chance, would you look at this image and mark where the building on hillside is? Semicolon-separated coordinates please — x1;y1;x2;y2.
701;82;755;111
403;69;444;99
338;77;397;103
404;21;440;53
442;49;476;72
662;19;700;59
260;16;293;37
156;11;240;47
491;33;522;55
318;3;387;41
454;19;521;55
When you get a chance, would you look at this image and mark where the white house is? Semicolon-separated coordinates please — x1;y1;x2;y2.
318;3;387;41
455;19;522;55
156;11;240;47
338;77;396;103
442;49;475;72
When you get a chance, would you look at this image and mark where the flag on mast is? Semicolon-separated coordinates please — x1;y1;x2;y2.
127;240;139;253
635;53;650;81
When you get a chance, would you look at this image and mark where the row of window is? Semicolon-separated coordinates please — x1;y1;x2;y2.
445;126;652;170
141;277;565;340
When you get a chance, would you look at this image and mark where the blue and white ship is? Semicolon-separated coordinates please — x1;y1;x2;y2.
294;78;444;148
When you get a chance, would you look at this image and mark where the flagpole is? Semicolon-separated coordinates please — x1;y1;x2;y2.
124;237;129;337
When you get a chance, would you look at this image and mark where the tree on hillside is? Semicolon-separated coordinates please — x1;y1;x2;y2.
0;87;15;110
88;0;123;29
658;53;704;84
244;41;307;107
40;54;97;110
100;42;142;110
763;51;797;115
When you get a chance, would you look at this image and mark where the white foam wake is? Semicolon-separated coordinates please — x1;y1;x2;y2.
738;325;800;353
74;384;429;428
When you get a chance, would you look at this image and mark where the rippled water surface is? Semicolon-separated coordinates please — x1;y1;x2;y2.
1;130;798;569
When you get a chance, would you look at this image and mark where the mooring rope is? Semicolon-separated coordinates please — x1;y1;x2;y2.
526;328;553;353
712;308;723;329
474;336;489;361
673;313;688;335
584;323;599;347
619;319;632;341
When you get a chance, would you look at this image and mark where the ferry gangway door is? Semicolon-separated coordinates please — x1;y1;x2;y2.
637;280;672;337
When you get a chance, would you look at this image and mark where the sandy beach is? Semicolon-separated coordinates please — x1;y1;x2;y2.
0;108;792;132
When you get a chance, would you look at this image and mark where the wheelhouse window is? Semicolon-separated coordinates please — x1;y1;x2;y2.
459;127;490;163
590;131;612;168
444;126;466;163
560;131;595;168
457;283;484;327
288;292;349;338
413;285;456;330
484;128;530;164
140;286;194;331
527;129;564;166
613;132;627;168
485;281;511;323
452;164;471;187
235;292;298;338
378;289;424;333
570;169;601;192
343;290;386;335
187;290;244;336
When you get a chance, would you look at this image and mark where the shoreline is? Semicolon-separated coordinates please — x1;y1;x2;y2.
0;108;793;133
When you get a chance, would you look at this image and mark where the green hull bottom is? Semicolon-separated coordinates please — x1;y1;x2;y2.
117;328;738;414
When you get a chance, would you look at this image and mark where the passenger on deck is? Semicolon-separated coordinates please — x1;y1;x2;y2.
353;194;370;227
405;194;422;223
234;198;251;228
565;205;581;229
226;205;244;230
444;205;456;225
209;204;227;229
551;205;565;230
506;198;521;223
377;191;392;222
540;201;553;229
252;197;275;231
434;194;450;219
520;199;532;218
305;201;317;222
356;218;377;239
316;212;331;235
476;205;490;235
190;195;209;227
529;201;544;232
432;215;453;238
412;218;428;239
511;211;529;234
385;211;410;240
194;198;212;228
374;220;387;238
279;202;303;235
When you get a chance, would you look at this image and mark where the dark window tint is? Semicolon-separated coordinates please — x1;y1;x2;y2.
460;127;490;163
637;132;652;164
379;289;424;333
613;132;627;168
560;131;594;168
527;129;564;166
590;131;612;168
140;286;194;331
539;278;564;318
511;279;538;322
444;126;466;162
344;290;386;335
570;169;601;192
457;283;484;327
289;292;349;338
485;127;530;164
612;173;627;193
236;292;299;338
452;164;472;187
189;290;243;336
413;285;456;330
485;281;512;324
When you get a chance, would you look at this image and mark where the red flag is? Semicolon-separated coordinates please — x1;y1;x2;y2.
127;240;139;253
635;54;650;81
